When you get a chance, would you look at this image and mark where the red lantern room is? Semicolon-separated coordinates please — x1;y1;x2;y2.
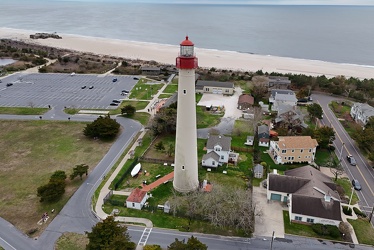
176;36;198;69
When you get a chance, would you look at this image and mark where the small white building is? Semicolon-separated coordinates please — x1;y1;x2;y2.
244;136;254;146
350;102;374;126
126;188;149;210
253;164;264;178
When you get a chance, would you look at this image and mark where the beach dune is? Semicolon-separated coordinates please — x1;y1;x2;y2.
1;27;373;79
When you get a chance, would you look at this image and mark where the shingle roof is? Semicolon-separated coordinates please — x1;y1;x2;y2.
292;195;342;221
269;174;310;194
254;164;264;174
258;125;269;138
238;94;254;105
126;188;147;203
206;135;232;151
202;151;220;161
274;93;298;102
196;80;234;90
270;89;295;99
276;136;318;149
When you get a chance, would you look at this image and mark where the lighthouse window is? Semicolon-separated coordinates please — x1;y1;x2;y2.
183;89;186;95
182;165;185;170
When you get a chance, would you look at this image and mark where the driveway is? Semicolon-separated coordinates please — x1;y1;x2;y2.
197;87;243;138
253;186;285;238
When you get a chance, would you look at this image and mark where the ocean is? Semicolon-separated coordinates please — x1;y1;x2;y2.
1;1;374;66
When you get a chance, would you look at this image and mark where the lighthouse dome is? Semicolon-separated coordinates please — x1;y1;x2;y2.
180;36;194;46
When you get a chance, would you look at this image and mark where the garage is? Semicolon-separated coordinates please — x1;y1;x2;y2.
270;193;282;201
212;88;222;94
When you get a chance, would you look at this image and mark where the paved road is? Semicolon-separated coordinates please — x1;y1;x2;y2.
313;93;374;221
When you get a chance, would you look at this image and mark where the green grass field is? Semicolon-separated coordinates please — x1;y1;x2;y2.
0;120;113;234
348;218;374;245
0;107;49;115
163;84;178;94
335;177;359;205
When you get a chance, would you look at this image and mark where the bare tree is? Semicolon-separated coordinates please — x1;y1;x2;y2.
28;101;35;108
326;156;344;181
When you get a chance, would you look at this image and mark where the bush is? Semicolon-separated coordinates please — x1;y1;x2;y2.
311;223;340;238
342;206;352;216
353;207;367;218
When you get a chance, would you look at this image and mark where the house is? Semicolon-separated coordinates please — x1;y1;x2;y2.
253;164;264;178
195;80;234;95
141;66;161;76
350;102;374;126
267;165;342;226
266;76;291;90
126;188;149;210
274;104;307;129
269;136;318;164
237;94;254;110
257;125;270;147
269;89;297;112
202;135;232;167
259;101;270;114
244;136;254;146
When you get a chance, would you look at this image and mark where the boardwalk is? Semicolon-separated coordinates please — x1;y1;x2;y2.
142;171;174;192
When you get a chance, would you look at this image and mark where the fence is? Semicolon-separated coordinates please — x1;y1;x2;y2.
231;146;253;153
113;157;138;190
139;156;174;165
103;190;113;204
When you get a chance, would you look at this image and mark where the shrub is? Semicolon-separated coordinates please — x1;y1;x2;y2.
353;207;367;218
342;206;352;216
311;223;340;238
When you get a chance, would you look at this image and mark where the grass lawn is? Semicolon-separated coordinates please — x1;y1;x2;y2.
335;177;359;205
158;93;173;99
283;211;342;241
0;120;113;234
128;79;163;100
348;218;374;246
120;100;149;111
163;84;178;94
196;106;223;129
0;107;48;115
315;149;333;166
55;232;88;250
123;112;151;126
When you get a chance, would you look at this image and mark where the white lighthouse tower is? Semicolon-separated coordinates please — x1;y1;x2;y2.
173;36;199;193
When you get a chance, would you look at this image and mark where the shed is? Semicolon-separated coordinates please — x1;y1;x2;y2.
126;188;149;210
254;164;264;178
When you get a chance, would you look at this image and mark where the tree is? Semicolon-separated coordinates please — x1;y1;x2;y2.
50;170;67;182
144;245;162;250
307;103;323;120
37;179;65;202
150;107;177;136
326;156;344;181
251;82;267;102
70;164;89;180
121;105;136;116
313;126;335;149
83;115;120;140
86;216;136;250
166;143;175;157
167;236;207;250
154;141;165;151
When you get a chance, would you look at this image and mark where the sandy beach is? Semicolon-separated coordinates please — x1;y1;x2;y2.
1;27;374;79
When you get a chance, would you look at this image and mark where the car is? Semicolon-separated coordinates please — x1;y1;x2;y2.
0;80;2;83
112;78;117;82
88;86;94;89
81;86;87;89
112;99;121;103
352;179;362;191
6;83;13;87
71;72;75;76
122;90;129;93
110;102;119;106
133;77;139;80
346;155;357;166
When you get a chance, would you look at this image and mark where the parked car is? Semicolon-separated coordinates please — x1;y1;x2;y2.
6;83;13;87
352;179;362;191
88;86;94;89
112;78;117;82
133;77;139;80
112;99;121;103
81;85;87;89
122;90;129;93
110;102;118;106
346;155;357;166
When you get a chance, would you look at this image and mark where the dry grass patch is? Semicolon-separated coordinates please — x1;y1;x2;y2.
55;232;88;250
0;120;113;234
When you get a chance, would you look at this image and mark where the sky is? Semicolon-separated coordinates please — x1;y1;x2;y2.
46;0;374;5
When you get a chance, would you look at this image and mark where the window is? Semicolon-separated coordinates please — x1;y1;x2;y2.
221;155;224;160
205;88;209;91
282;149;286;154
183;89;186;95
132;203;135;207
225;89;229;93
298;156;301;159
212;161;215;166
295;216;302;221
182;165;185;170
288;157;294;161
215;147;221;151
309;149;312;152
307;218;314;223
291;150;295;153
300;149;303;153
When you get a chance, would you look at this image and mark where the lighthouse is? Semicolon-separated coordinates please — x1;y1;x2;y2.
173;36;199;193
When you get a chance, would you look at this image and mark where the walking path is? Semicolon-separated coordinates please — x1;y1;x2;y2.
94;74;175;228
142;172;174;192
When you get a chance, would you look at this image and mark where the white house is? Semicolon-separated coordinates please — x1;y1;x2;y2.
267;166;342;226
202;135;232;167
126;188;149;210
253;164;264;178
244;136;254;146
257;125;270;147
350;102;374;126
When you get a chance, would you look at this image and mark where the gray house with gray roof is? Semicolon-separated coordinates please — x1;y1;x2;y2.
195;80;234;95
350;102;374;126
267;165;342;226
202;135;232;167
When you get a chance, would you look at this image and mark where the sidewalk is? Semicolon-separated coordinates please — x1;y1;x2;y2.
340;204;359;244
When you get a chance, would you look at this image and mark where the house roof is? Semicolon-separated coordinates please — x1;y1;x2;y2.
196;80;234;90
353;103;374;117
254;164;264;173
141;66;161;71
202;151;220;161
269;174;311;194
206;135;232;151
247;136;254;141
268;76;291;84
270;89;295;99
276;136;318;149
258;125;269;138
162;92;178;108
292;195;342;221
274;93;298;102
238;94;254;105
126;188;147;203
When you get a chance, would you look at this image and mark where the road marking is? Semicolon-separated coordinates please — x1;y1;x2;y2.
318;100;374;197
138;227;152;246
0;235;17;250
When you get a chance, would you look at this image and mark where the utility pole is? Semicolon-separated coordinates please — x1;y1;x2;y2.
369;203;374;223
270;231;275;250
349;187;354;206
339;142;345;162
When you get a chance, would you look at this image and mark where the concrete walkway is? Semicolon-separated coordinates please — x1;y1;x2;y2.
340;204;359;244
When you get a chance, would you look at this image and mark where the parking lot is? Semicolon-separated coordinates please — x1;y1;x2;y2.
0;73;138;109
